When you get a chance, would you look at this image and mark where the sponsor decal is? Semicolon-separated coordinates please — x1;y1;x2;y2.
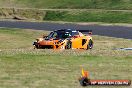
79;68;131;86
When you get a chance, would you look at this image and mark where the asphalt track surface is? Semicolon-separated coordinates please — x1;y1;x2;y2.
0;21;132;39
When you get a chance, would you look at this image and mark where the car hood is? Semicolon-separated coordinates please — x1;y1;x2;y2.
38;39;60;45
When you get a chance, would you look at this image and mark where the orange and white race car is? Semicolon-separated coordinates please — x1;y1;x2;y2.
33;29;93;50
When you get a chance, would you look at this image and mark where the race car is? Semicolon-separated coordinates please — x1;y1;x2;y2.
33;29;93;50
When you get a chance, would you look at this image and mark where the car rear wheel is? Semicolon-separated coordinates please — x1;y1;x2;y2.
87;39;93;50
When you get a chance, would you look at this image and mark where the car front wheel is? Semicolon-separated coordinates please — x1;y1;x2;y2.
65;40;72;49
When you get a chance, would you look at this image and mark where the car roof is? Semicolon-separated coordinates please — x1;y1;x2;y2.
54;29;77;32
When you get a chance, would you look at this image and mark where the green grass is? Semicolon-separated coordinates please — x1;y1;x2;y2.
0;28;49;49
1;8;132;23
1;0;132;23
0;28;132;88
1;0;132;10
0;54;131;88
44;10;132;23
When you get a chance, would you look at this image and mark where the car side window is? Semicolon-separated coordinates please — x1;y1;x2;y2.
47;32;54;39
72;31;79;36
52;32;58;38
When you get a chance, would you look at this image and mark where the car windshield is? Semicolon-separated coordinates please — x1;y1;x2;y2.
47;31;71;39
47;30;79;39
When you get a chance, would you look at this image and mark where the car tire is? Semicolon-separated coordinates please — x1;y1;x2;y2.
65;40;72;49
87;39;93;50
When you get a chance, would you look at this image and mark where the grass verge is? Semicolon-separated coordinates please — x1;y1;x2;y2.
1;0;132;10
44;10;132;23
1;8;132;24
0;28;132;88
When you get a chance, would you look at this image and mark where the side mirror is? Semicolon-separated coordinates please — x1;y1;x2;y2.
88;32;92;35
88;30;92;35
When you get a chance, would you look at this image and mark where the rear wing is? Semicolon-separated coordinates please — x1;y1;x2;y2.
77;30;92;34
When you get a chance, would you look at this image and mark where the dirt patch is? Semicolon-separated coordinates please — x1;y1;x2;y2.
0;8;46;20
